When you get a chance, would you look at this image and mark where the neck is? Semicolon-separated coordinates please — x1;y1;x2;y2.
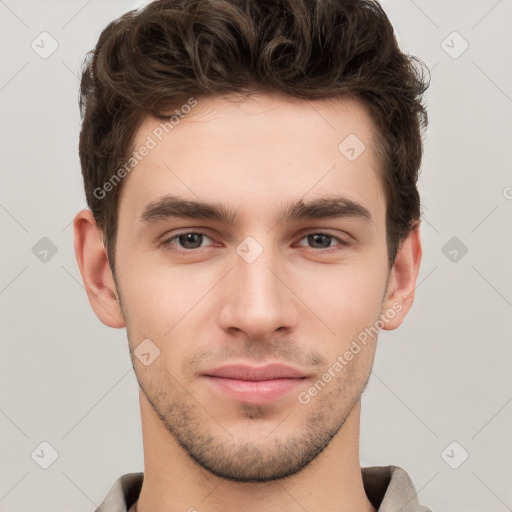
136;392;375;512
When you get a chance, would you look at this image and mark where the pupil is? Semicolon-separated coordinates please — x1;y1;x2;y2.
310;234;330;248
180;233;201;248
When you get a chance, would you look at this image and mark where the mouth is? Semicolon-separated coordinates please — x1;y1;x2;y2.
202;363;309;405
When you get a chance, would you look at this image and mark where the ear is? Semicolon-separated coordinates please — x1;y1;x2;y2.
381;224;422;330
73;209;125;328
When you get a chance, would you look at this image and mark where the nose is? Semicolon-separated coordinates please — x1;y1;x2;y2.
217;243;299;340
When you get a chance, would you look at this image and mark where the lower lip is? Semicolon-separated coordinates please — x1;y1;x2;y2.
204;376;306;404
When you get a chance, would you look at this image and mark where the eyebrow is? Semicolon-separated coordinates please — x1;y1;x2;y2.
139;194;372;227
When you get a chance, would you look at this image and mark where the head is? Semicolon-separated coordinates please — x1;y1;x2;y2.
74;0;428;482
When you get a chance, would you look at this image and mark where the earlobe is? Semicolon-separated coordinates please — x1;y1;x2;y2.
73;209;125;329
381;224;422;331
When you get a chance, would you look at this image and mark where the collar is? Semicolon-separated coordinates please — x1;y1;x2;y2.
96;465;432;512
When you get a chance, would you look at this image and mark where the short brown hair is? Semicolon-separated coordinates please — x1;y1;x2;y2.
78;0;429;273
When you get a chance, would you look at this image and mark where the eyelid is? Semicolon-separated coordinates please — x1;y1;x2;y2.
295;231;347;245
159;230;216;251
293;231;349;254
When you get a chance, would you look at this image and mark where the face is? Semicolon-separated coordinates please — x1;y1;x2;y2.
82;93;418;482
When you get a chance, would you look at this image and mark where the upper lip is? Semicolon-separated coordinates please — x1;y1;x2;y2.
203;363;308;381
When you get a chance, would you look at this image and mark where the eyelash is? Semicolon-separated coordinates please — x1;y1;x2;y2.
160;230;348;255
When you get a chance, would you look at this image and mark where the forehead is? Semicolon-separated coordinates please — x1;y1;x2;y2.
117;93;385;229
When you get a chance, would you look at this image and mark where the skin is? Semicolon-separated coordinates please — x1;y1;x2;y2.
74;93;421;512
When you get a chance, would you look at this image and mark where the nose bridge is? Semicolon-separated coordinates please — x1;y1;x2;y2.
219;236;296;336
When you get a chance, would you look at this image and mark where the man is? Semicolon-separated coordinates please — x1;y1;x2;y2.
73;0;431;510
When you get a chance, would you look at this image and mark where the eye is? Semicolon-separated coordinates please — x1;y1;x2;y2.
160;230;348;254
296;232;347;253
160;232;213;252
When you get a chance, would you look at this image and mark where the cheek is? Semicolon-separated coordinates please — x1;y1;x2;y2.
117;265;178;338
118;257;219;346
297;262;388;347
118;235;389;347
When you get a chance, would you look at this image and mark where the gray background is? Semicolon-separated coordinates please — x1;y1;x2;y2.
1;0;511;510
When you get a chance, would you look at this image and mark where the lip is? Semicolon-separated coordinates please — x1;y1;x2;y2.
203;363;307;381
202;363;308;405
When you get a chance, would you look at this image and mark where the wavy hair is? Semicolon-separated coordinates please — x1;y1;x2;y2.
78;0;429;272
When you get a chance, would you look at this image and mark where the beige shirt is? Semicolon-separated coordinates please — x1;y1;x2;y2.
95;465;432;511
